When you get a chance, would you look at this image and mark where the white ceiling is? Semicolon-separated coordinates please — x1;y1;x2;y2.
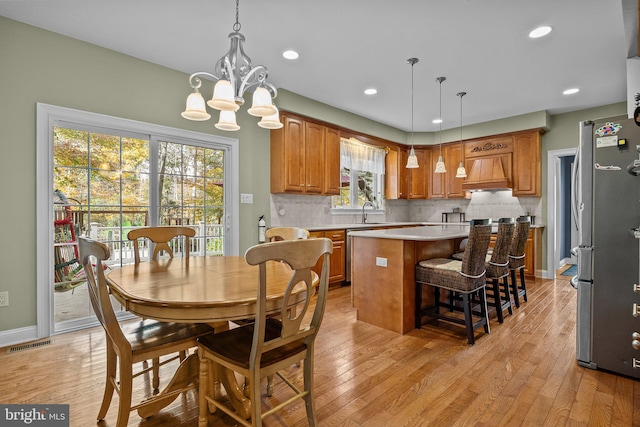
0;0;632;132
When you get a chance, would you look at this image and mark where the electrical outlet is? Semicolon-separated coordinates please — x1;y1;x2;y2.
240;193;253;204
0;291;8;308
375;257;388;267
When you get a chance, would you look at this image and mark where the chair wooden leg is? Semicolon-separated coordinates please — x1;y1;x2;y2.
510;269;520;308
98;345;117;421
152;357;160;392
116;362;133;427
462;293;475;345
415;282;423;329
490;278;504;323
520;268;528;302
479;288;490;334
198;356;210;427
502;276;513;315
303;355;318;427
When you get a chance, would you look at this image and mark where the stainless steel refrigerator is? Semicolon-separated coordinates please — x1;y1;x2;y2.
573;115;640;379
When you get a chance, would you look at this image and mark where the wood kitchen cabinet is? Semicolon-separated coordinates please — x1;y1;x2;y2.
523;227;543;277
408;147;428;199
512;130;542;196
270;112;340;195
428;142;465;199
310;229;345;286
384;146;409;200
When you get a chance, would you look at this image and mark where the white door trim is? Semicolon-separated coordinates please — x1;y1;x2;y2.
546;147;577;279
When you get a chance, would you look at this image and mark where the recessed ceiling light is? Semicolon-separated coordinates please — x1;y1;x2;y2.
529;26;552;39
364;88;377;95
282;50;299;60
432;118;443;124
563;88;580;95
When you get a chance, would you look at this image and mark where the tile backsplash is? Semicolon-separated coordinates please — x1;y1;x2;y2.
270;190;541;227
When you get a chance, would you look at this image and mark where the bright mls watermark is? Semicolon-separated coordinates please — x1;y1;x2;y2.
0;405;69;426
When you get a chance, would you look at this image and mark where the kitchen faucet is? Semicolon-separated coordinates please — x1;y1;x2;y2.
362;201;375;223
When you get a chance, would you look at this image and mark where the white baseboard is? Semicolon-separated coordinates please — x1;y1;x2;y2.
0;325;40;349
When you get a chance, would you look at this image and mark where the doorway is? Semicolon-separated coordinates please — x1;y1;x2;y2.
547;148;578;278
37;104;240;339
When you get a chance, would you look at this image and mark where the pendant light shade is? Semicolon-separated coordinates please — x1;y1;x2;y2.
434;76;446;174
455;91;467;178
258;106;283;129
406;58;419;169
208;79;239;112
215;110;240;131
247;86;277;117
435;155;446;173
181;88;211;121
406;147;419;168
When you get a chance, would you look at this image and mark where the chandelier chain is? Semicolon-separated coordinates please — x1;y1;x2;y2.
233;0;241;32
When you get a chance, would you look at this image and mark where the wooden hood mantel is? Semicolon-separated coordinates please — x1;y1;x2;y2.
461;156;510;190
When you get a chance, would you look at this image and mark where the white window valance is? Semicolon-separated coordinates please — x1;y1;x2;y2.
340;137;386;175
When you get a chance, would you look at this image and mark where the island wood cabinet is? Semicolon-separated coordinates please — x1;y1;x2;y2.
310;229;345;286
270;113;340;195
428;142;465;199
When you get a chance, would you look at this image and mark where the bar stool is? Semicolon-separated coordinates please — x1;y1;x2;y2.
509;216;531;308
415;219;492;345
485;218;515;323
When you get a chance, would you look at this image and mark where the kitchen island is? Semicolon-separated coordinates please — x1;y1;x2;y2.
349;225;471;334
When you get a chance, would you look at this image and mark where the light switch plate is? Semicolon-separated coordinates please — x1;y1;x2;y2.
0;291;8;307
240;193;253;204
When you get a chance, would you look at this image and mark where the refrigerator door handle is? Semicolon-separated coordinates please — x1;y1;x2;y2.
571;142;581;231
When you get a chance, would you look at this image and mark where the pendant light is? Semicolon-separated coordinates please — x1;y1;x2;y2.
455;91;467;178
434;77;447;174
406;58;419;168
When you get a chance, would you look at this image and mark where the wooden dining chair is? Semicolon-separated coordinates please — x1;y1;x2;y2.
78;236;214;427
127;226;196;265
197;238;333;427
261;226;309;394
415;219;492;345
265;226;310;242
127;225;198;390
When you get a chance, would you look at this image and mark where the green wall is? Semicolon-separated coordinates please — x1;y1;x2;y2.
0;16;627;337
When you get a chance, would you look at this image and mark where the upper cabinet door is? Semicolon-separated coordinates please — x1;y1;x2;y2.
428;145;446;199
408;148;427;199
281;116;305;193
323;127;341;195
445;142;465;198
512;131;541;196
304;121;325;194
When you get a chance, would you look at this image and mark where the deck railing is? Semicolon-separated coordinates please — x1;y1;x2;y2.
88;222;225;266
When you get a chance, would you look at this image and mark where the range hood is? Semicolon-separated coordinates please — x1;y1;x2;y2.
461;156;510;190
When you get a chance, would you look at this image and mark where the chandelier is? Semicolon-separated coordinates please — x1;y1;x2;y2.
180;0;282;131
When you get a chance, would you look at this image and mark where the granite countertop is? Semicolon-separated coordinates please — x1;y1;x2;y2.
347;224;472;241
303;221;544;232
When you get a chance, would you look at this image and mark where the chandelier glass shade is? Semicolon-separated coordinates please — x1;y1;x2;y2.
406;58;419;169
434;76;446;174
455;91;467;178
180;0;281;131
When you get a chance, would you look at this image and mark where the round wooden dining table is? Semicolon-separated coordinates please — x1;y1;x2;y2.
106;255;317;420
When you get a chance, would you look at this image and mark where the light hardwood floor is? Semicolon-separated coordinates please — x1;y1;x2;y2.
2;276;639;426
